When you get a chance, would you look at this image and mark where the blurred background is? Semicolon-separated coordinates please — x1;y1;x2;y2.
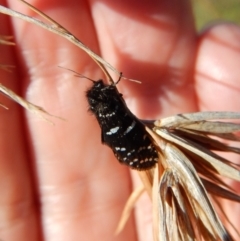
192;0;240;30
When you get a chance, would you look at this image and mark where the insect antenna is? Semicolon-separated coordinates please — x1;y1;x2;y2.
112;72;123;86
58;66;96;83
59;66;125;87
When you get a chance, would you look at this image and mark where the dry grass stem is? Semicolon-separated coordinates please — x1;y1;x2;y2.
121;111;240;240
0;35;15;45
0;64;15;72
143;112;240;240
0;83;64;123
0;1;119;83
115;185;145;235
0;18;62;122
0;35;15;72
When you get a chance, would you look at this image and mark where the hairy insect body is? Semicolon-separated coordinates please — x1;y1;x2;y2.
86;80;158;170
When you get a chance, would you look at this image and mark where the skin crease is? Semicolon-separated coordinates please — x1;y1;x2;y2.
0;0;239;240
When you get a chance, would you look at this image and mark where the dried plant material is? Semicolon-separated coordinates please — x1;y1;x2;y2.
154;111;240;127
0;17;65;123
138;169;155;195
0;101;8;109
0;64;15;72
0;83;63;124
115;185;145;235
155;129;240;182
0;35;15;72
147;127;235;240
0;35;15;45
211;196;240;239
119;111;240;240
0;32;60;122
0;1;119;84
201;178;240;202
143;112;240;240
152;165;160;241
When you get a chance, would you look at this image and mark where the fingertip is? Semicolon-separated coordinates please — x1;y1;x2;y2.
90;0;197;117
195;23;240;111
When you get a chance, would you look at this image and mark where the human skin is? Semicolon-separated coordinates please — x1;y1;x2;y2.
0;0;240;240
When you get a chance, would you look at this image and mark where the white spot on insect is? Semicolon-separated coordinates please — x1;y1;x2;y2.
124;121;136;135
133;158;138;162
129;162;133;165
106;126;120;135
138;146;146;152
106;113;115;117
100;111;116;118
111;126;119;133
115;147;126;151
127;149;135;156
123;157;127;161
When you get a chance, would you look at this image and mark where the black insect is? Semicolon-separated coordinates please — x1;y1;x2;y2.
86;78;158;170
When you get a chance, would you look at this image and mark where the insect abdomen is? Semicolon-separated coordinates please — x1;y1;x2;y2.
86;80;158;170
